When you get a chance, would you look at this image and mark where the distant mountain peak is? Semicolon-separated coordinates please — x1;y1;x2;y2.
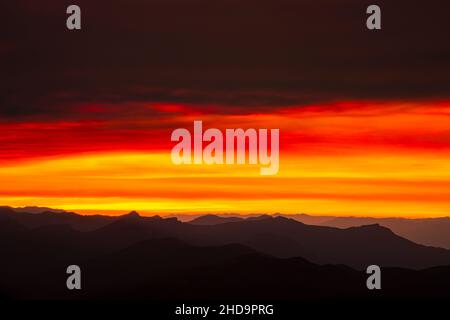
188;214;243;225
200;214;220;219
353;223;384;230
347;223;396;236
246;214;273;221
120;211;141;219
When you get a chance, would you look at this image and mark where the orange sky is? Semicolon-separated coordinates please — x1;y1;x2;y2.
1;101;450;218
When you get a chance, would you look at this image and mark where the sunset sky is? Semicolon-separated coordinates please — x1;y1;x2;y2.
1;0;450;217
2;100;450;217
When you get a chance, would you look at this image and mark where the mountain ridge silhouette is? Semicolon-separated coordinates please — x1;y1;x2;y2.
2;207;450;270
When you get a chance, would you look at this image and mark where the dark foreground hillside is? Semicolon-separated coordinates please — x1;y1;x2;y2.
1;207;450;300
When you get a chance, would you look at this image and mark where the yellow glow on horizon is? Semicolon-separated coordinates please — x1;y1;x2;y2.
2;101;450;218
1;150;450;218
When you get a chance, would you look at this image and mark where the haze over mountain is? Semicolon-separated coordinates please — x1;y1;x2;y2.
279;214;450;250
187;213;450;250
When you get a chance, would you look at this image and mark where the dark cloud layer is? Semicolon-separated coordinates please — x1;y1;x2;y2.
1;0;450;119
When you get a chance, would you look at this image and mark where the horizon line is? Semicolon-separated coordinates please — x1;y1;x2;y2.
3;205;450;220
